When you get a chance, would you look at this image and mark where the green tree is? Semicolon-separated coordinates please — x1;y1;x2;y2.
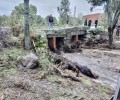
101;13;108;31
29;4;37;27
57;0;70;25
87;0;120;48
9;3;37;29
36;15;45;26
0;15;9;26
69;13;83;26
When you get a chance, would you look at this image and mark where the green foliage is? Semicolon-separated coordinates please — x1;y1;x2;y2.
87;0;107;6
44;50;55;64
88;28;103;35
69;16;83;26
58;0;70;25
0;67;16;78
0;15;9;26
36;39;47;48
36;15;46;26
9;4;32;27
8;3;45;34
7;50;21;60
3;67;16;76
101;13;108;30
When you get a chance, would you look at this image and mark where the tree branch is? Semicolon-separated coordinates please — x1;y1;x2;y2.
53;66;81;82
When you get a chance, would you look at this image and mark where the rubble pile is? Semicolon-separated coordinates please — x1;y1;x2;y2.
62;41;82;53
61;29;108;52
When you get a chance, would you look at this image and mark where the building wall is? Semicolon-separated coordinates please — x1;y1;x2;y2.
83;13;104;26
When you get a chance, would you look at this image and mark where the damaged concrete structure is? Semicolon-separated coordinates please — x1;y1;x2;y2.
46;27;87;52
46;27;107;52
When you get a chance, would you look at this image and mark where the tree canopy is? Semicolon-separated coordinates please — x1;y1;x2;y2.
57;0;70;25
87;0;120;47
87;0;107;6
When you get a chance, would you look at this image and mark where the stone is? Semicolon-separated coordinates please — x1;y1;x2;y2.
17;53;39;69
114;66;120;73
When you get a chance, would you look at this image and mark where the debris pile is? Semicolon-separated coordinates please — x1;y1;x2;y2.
58;31;107;53
83;29;108;48
61;41;82;53
54;55;99;81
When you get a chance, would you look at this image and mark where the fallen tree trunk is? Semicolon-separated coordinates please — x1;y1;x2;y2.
74;62;99;79
54;55;99;79
53;66;81;82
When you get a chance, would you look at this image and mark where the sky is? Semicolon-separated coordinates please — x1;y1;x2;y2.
0;0;104;18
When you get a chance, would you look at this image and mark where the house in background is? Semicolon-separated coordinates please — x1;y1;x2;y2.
83;13;104;26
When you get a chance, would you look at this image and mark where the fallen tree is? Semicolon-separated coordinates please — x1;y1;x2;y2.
54;55;99;79
53;66;81;82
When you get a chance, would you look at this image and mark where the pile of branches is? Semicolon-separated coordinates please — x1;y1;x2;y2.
85;38;107;46
53;55;99;82
84;33;108;48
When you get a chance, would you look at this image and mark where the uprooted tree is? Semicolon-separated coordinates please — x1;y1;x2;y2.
87;0;120;48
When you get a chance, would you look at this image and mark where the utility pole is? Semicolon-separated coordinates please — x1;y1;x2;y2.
24;0;31;50
74;6;76;18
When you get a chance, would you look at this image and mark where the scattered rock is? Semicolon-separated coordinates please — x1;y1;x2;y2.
17;53;39;69
114;66;120;73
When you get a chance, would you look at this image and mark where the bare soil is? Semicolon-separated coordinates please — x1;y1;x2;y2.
0;48;115;100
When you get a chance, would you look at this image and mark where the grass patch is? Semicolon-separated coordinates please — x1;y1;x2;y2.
83;79;92;86
0;67;16;78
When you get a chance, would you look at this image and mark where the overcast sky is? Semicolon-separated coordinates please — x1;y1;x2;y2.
0;0;104;18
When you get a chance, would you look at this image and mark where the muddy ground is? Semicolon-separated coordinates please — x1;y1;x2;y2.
63;49;120;88
0;48;115;100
